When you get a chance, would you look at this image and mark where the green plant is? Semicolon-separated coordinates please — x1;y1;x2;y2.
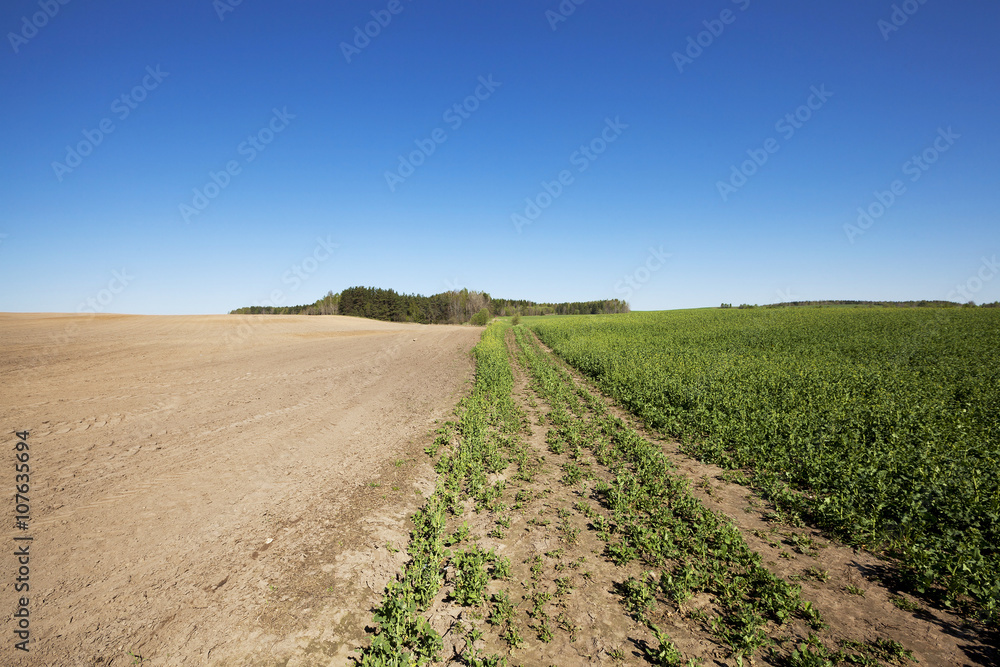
555;612;580;641
453;547;491;605
890;595;920;612
802;567;829;583
721;469;751;485
492;554;511;580
790;533;823;555
554;576;573;597
788;640;836;667
529;555;543;581
528;590;551;618
535;617;553;643
471;308;490;326
621;576;656;618
489;590;515;626
561;462;583;485
838;637;916;665
642;623;684;666
501;624;523;648
446;523;470;546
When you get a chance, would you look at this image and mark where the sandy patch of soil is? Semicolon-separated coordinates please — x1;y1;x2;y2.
0;313;480;666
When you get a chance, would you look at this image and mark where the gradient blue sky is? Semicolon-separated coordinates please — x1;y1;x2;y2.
2;0;998;314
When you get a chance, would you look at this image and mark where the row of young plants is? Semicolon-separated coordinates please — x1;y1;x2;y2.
356;322;522;666
514;326;840;665
357;320;917;665
529;308;1000;621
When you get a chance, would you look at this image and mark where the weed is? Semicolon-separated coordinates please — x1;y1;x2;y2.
554;576;573;597
574;501;597;518
501;624;523;649
890;595;920;612
535;617;554;643
802;566;829;583
790;533;820;555
721;469;751;485
621;575;656;619
488;590;515;626
555;612;580;641
529;555;543;581
643;623;684;666
527;590;551;618
446;523;470;546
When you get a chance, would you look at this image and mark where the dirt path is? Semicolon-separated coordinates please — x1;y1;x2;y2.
0;313;480;666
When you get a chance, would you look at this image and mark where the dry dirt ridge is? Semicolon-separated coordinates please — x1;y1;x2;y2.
0;313;481;666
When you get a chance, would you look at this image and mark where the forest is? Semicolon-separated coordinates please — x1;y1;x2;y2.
229;286;629;324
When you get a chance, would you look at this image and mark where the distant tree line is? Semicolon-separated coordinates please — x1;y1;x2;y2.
720;300;999;309
230;287;629;324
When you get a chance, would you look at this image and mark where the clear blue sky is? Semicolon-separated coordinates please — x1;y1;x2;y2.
2;0;998;314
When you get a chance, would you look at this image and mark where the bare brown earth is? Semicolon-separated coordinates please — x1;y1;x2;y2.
0;313;481;666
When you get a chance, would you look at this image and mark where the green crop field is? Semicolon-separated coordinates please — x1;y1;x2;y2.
529;307;1000;619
